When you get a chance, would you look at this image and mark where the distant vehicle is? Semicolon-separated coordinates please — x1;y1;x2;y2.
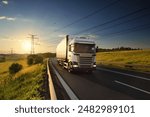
56;35;97;73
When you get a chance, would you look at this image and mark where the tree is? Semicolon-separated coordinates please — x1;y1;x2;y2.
27;55;34;65
27;55;43;65
34;56;43;64
9;63;23;74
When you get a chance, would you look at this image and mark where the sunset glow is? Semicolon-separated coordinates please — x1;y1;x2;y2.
22;40;31;52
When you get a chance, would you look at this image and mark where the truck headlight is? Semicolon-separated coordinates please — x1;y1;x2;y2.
93;62;96;67
72;62;78;67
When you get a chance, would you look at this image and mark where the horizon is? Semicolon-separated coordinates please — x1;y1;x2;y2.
0;46;149;55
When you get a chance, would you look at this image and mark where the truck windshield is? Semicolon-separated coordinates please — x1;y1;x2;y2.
74;43;95;53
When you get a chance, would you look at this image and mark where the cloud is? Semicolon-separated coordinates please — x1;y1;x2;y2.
13;15;34;22
19;18;33;22
87;34;97;38
58;34;66;38
0;16;16;21
6;17;16;21
2;0;8;5
0;16;6;19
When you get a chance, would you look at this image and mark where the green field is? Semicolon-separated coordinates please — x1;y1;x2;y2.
0;55;46;100
96;50;150;73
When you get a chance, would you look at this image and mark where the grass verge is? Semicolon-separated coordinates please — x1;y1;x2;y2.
0;58;47;100
96;50;150;73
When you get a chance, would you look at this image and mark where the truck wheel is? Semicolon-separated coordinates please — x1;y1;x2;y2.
57;60;60;65
68;62;73;73
62;63;65;69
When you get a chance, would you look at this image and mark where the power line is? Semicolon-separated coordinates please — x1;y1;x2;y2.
47;7;150;47
74;7;149;35
100;23;150;37
47;39;61;43
93;23;150;45
54;0;121;32
49;23;150;46
92;12;150;34
46;7;149;45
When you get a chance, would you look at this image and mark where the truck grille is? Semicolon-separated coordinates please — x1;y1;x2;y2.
80;65;91;68
79;57;92;65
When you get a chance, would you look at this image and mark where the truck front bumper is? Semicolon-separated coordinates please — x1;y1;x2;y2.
72;64;96;71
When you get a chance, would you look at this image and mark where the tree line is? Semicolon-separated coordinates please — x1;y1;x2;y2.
97;47;142;52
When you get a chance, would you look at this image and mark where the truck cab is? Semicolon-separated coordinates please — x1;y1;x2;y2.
67;37;96;73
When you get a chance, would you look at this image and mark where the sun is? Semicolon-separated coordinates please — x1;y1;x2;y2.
22;40;31;52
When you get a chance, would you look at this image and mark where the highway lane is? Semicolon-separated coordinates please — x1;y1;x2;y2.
51;58;150;100
96;67;150;93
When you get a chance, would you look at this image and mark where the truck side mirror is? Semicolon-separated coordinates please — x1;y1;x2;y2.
96;46;99;52
69;45;71;51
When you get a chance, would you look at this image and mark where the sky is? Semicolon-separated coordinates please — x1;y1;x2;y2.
0;0;150;54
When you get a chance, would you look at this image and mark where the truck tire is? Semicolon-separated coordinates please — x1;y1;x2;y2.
68;62;73;73
62;62;65;69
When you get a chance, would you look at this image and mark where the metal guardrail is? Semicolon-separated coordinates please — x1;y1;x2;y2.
47;59;57;100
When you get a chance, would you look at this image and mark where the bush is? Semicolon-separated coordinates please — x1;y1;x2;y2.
0;56;5;62
9;63;23;74
34;56;43;64
27;55;43;65
27;56;34;65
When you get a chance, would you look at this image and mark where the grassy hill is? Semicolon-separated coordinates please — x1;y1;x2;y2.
0;55;47;100
96;50;150;73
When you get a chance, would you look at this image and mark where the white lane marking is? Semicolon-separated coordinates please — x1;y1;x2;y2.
51;62;79;100
97;67;150;81
115;80;150;95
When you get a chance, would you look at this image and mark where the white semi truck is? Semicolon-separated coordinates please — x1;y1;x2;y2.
56;35;97;73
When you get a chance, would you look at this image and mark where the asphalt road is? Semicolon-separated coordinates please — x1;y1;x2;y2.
51;58;150;100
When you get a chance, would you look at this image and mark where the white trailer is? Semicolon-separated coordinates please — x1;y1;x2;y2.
56;35;96;73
